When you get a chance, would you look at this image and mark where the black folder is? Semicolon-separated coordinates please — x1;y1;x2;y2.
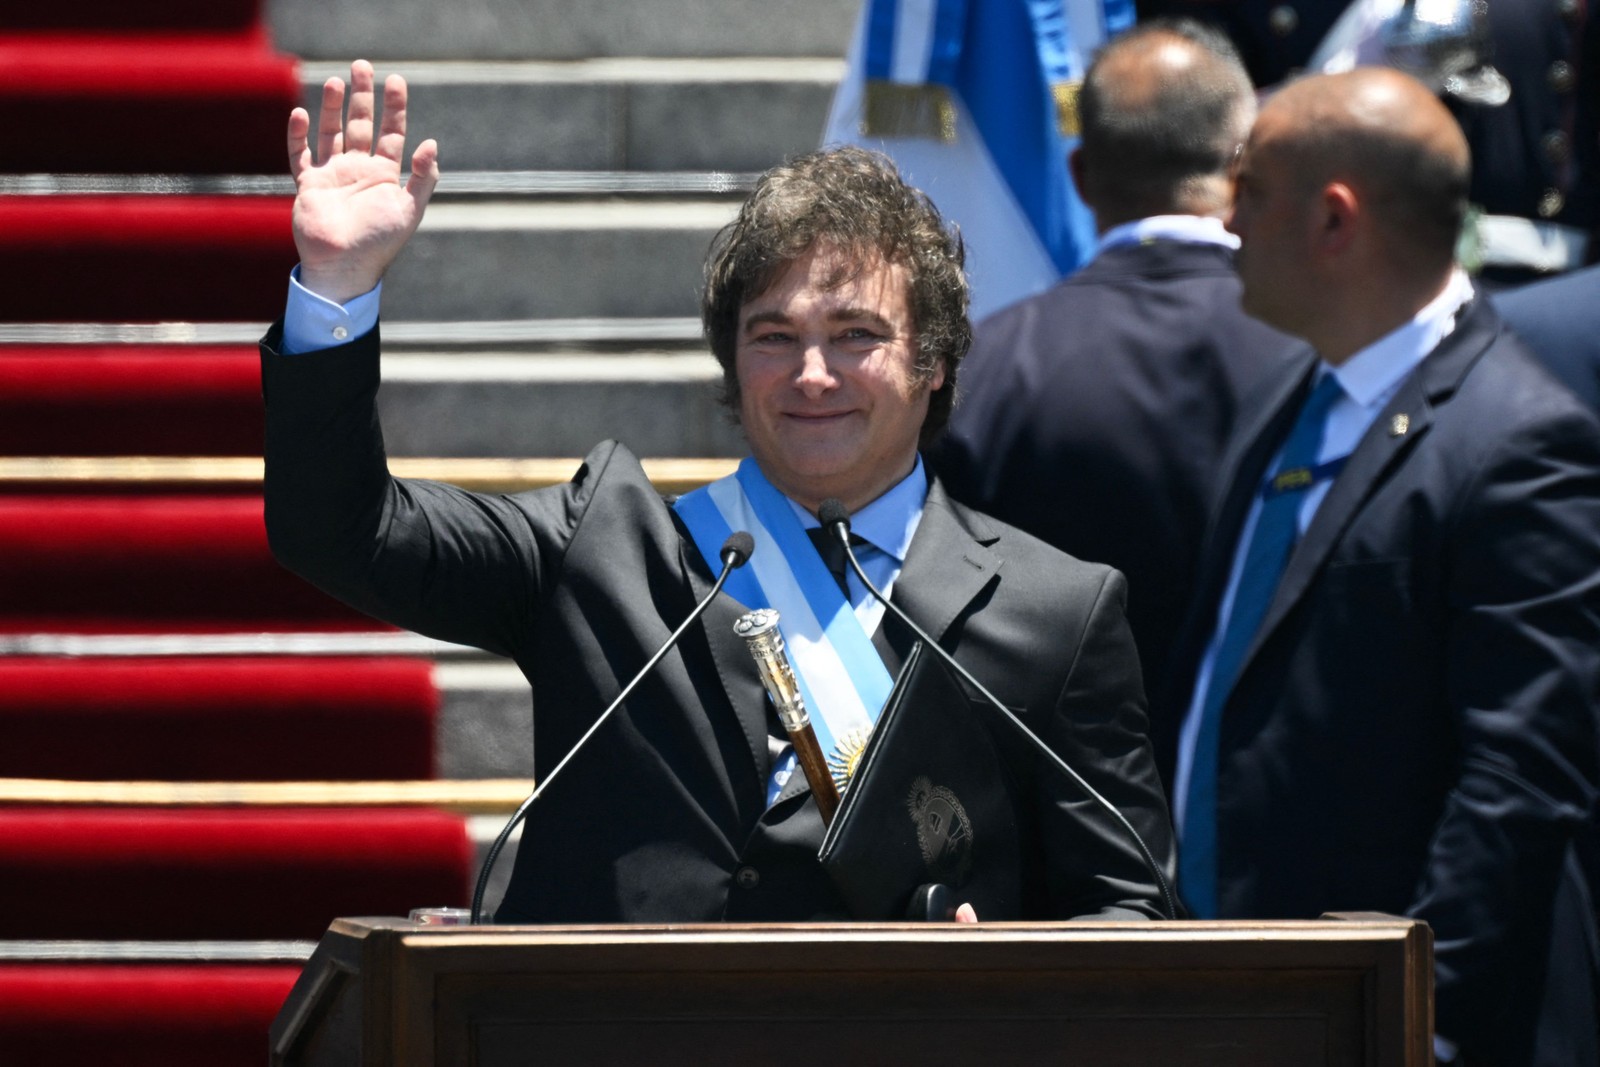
817;641;1022;920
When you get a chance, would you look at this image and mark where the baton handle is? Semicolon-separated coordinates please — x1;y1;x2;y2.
733;609;842;824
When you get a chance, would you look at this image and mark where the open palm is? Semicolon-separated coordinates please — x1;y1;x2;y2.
287;60;439;305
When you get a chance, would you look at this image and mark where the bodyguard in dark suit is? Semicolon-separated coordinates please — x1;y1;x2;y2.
932;21;1299;705
1165;68;1600;1064
262;63;1176;924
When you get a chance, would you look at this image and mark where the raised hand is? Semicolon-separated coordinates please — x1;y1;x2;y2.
287;60;440;304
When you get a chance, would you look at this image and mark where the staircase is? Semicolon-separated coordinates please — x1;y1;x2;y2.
275;0;854;458
0;0;849;1060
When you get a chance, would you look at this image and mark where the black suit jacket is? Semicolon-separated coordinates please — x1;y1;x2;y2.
260;324;1177;924
931;239;1299;706
1162;299;1600;1065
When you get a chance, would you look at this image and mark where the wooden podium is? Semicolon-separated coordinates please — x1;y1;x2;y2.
271;914;1431;1065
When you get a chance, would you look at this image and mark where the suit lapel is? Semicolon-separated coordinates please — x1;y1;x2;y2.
892;478;1004;645
1245;299;1499;665
1252;379;1430;649
674;516;771;804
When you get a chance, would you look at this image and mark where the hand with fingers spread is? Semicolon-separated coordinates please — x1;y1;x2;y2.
287;59;440;305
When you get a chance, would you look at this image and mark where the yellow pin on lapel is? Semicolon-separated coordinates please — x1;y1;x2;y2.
1390;413;1411;437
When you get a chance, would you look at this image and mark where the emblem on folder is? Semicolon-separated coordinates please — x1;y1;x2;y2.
907;776;974;881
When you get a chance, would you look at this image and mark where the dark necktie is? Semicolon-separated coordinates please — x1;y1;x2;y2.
806;527;861;598
1180;373;1344;917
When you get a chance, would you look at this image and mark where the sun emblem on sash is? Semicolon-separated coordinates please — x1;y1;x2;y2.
828;727;873;793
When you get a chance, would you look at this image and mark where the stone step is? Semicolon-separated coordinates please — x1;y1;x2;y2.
0;317;706;349
376;351;745;458
297;58;843;173
0;178;750;332
0;178;753;456
386;198;738;320
0;172;756;198
434;660;533;780
269;0;859;61
0;326;744;457
0;180;749;324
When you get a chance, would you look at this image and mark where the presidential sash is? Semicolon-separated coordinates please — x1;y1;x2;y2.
675;459;894;772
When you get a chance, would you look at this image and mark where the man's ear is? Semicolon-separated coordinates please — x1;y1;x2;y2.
1317;181;1360;255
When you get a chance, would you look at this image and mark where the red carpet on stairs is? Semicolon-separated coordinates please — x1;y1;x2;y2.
0;197;296;322
0;657;437;781
0;4;487;1052
1;0;267;33
0;0;298;176
0;38;298;175
0;495;383;632
0;964;301;1067
0;345;264;455
0;807;474;939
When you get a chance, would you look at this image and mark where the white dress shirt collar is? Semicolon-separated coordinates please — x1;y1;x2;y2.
1093;215;1240;258
1324;269;1475;409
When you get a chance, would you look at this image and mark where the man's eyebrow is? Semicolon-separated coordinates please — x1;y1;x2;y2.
739;307;895;332
829;306;894;330
741;309;792;331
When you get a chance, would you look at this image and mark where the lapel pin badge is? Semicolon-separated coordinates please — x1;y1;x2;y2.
1390;413;1410;437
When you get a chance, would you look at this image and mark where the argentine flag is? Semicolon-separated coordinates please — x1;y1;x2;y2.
824;0;1134;321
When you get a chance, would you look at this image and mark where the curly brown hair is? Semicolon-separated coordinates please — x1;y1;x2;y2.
701;147;971;445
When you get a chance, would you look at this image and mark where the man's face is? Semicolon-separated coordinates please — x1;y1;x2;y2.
736;242;940;514
1227;111;1316;336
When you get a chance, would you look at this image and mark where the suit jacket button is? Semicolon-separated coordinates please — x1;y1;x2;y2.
1268;5;1299;35
1548;60;1576;94
735;866;760;889
1543;130;1572;165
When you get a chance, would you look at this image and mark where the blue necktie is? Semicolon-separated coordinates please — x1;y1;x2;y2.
1180;373;1344;917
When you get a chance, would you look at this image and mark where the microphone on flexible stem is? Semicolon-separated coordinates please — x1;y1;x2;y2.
468;531;755;924
815;499;1177;921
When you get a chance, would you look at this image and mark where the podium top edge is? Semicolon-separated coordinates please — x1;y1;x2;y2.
331;915;1426;942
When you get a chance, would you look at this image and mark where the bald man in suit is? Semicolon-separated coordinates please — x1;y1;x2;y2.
1165;68;1600;1064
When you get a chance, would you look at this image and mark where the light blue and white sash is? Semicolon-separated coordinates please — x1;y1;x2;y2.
674;459;894;768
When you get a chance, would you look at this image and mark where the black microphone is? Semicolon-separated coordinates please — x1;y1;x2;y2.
469;530;755;923
816;499;1177;920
